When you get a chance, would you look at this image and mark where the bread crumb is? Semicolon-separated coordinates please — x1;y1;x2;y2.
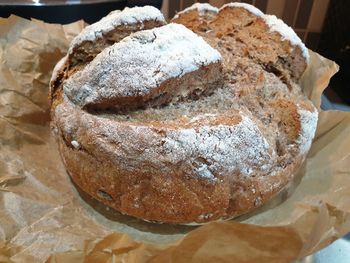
71;140;80;149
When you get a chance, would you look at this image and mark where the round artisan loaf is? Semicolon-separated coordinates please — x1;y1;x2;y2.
50;4;318;224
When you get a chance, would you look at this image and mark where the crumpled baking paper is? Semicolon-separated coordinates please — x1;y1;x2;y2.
0;15;349;263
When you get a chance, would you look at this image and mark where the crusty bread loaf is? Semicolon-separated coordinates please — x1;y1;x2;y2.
50;4;318;224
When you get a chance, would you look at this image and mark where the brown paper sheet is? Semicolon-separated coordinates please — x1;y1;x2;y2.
0;16;349;263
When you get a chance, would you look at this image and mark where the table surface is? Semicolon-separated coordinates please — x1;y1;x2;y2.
296;232;350;263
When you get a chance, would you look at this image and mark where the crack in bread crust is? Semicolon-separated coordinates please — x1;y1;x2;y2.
50;4;318;224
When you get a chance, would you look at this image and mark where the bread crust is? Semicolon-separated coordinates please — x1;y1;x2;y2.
51;4;318;224
54;95;305;224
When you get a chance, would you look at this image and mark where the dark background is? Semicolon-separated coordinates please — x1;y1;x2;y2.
0;0;349;106
0;0;162;24
317;0;350;105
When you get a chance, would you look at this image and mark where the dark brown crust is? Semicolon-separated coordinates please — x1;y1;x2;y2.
53;91;305;224
172;7;217;33
176;5;307;82
50;5;316;224
58;134;304;224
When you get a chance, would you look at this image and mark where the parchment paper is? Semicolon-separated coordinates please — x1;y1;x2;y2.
0;16;349;263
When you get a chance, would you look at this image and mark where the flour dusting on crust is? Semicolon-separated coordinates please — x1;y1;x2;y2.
64;23;222;108
68;6;165;54
163;114;273;177
56;99;273;180
221;2;264;17
264;15;309;62
174;3;219;19
297;107;318;154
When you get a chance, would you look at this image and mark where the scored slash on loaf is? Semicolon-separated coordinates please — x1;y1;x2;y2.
50;3;318;224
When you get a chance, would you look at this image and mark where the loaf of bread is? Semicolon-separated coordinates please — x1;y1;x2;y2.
50;4;318;224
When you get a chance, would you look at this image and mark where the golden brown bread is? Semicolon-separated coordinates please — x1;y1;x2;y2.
50;4;318;224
